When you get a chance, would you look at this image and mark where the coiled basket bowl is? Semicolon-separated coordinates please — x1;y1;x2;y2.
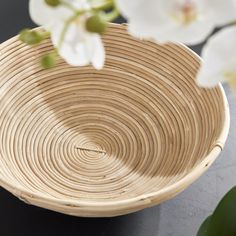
0;24;230;217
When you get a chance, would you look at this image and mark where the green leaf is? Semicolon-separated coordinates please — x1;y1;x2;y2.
197;216;212;236
197;187;236;236
207;187;236;236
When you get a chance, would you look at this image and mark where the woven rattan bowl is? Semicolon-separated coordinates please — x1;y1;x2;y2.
0;24;229;217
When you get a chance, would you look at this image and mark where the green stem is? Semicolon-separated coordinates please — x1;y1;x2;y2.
58;14;77;49
61;0;115;12
57;0;118;49
103;8;120;22
57;8;86;49
92;0;114;11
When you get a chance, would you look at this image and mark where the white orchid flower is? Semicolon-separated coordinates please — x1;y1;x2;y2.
197;26;236;89
116;0;236;45
29;0;105;69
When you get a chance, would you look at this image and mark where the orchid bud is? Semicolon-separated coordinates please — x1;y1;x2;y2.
19;29;44;45
41;53;57;69
86;14;107;34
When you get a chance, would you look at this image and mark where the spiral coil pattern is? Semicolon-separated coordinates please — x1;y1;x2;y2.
0;24;229;217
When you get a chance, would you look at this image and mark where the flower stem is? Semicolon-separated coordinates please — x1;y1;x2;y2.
103;8;120;22
57;0;118;50
58;14;78;49
91;0;114;11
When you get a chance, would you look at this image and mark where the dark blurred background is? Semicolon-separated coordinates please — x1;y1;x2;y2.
0;0;203;53
0;0;35;42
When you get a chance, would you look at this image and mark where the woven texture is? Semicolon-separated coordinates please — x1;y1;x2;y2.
0;24;229;217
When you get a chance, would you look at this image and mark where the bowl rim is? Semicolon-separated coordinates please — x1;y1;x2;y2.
0;24;230;215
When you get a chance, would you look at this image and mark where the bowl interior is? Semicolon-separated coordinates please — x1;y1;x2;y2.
0;25;227;208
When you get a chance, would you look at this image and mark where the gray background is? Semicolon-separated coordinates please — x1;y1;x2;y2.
0;1;235;235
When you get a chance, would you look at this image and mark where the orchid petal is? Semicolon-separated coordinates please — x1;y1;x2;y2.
197;26;236;87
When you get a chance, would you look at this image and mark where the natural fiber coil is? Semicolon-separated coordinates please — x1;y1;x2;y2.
0;23;229;217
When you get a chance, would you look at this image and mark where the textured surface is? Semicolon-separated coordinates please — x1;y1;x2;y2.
156;86;236;236
0;23;229;217
0;0;235;235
